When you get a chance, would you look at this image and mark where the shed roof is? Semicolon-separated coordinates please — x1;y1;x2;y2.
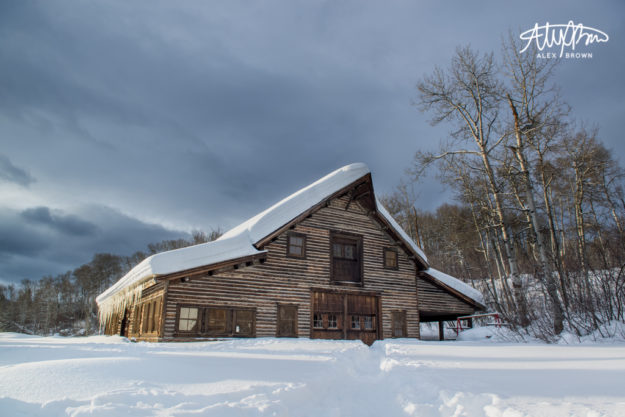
423;268;485;307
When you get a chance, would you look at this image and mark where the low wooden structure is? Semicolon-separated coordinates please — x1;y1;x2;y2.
98;163;484;344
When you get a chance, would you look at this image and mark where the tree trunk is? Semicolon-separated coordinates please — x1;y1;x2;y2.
508;95;564;334
538;163;570;309
479;148;528;324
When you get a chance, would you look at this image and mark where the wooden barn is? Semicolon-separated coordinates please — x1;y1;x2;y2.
97;163;484;344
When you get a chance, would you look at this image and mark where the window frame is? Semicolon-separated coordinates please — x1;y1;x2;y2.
327;313;338;329
204;307;230;335
174;304;256;338
383;247;399;270
329;231;363;285
233;309;255;337
286;232;307;259
391;310;407;338
363;315;375;331
177;306;199;333
312;313;324;329
311;312;343;331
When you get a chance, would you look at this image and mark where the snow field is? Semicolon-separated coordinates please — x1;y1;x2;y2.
1;333;625;416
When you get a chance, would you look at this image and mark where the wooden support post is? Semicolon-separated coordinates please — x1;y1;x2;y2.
343;295;348;340
438;321;444;341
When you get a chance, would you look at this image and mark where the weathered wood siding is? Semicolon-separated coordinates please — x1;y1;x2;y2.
417;278;474;315
124;283;165;341
161;195;420;340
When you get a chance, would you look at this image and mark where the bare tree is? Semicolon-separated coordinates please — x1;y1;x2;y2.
501;35;567;334
416;45;528;323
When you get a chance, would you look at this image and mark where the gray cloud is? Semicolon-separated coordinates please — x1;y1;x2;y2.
0;155;35;186
0;205;188;282
21;206;98;237
0;1;623;283
0;213;48;257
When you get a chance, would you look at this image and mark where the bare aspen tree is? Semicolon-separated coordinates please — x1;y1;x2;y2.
501;35;575;334
416;46;528;323
507;97;564;333
561;129;597;276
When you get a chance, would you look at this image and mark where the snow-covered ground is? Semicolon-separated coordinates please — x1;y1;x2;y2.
1;332;625;417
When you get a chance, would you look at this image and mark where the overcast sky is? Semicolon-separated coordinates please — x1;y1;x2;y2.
1;0;623;285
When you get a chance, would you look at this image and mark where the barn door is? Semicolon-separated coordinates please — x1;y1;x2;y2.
311;291;379;345
345;294;378;345
277;305;298;337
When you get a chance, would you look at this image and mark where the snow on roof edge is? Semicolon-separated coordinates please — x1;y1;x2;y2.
218;163;371;243
375;198;428;265
96;234;264;306
97;163;371;309
424;267;485;306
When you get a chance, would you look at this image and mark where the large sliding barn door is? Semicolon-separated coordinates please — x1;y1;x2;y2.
311;290;380;345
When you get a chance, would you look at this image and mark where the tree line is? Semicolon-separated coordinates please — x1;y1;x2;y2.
382;37;625;340
0;230;221;335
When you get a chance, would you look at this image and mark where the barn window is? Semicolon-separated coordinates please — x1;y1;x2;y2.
313;313;323;329
383;248;398;269
363;315;374;330
188;307;256;337
327;314;338;329
287;233;306;258
392;311;407;338
351;315;360;329
234;309;255;336
178;307;198;332
330;232;362;283
205;308;228;334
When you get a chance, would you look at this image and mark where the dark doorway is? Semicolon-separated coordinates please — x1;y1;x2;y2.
120;309;130;337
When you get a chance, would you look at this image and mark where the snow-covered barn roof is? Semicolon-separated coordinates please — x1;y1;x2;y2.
97;163;482;319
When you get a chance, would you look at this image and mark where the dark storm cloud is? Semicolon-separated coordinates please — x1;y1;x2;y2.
21;207;98;237
0;155;35;187
0;212;48;257
0;0;383;221
0;205;188;282
0;0;623;283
